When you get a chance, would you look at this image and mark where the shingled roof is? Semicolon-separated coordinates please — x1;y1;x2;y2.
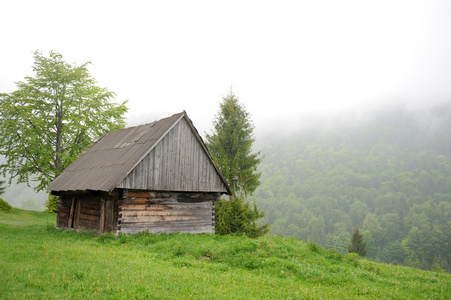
48;111;231;194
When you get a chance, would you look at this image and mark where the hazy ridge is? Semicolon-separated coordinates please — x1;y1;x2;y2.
253;102;451;271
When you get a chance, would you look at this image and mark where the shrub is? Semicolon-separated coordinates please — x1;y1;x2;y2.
44;194;59;213
98;232;117;243
0;197;12;211
215;197;270;238
346;253;360;266
307;241;322;253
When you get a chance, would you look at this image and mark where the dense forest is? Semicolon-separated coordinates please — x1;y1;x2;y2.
253;103;451;272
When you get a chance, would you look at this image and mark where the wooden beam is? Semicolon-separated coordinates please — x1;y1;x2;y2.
68;197;75;228
74;199;81;229
100;198;105;234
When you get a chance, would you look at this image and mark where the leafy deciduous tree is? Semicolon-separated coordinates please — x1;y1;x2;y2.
0;50;128;192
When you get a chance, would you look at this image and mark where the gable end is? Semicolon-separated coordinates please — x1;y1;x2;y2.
117;117;229;193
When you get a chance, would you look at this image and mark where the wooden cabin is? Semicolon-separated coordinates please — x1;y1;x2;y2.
48;111;231;234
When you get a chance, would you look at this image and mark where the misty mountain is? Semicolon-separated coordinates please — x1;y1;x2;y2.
0;155;47;211
252;102;451;272
1;101;450;271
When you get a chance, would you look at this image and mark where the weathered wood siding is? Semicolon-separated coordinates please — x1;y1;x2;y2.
117;118;228;193
56;191;119;233
118;190;218;234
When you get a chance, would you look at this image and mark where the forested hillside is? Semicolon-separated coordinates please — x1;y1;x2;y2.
254;103;451;272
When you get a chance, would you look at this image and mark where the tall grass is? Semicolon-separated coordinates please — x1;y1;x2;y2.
1;209;449;299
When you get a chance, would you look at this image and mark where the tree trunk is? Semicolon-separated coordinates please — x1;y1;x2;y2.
55;101;63;175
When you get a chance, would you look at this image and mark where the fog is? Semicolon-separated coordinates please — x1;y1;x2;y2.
1;1;451;139
2;1;451;209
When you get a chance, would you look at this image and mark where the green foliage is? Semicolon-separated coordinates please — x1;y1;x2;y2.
348;225;368;257
253;104;451;271
1;209;450;299
346;253;360;267
206;90;267;237
432;263;445;273
307;241;321;252
381;241;405;265
215;197;269;238
205;90;262;197
0;50;128;191
0;179;6;195
44;194;59;213
0;197;12;211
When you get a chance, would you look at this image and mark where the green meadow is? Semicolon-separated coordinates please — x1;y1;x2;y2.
1;209;449;299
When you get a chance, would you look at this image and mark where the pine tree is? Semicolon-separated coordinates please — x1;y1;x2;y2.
348;225;368;256
206;90;268;237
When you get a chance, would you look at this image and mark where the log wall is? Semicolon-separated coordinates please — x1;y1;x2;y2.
56;191;119;233
119;190;218;234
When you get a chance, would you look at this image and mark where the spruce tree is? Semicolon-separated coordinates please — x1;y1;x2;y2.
348;225;368;256
206;90;262;197
206;90;268;237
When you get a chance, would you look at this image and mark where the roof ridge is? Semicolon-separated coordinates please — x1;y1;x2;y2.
105;112;186;191
48;111;231;195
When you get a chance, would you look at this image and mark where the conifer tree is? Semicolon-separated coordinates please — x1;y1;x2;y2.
348;225;368;256
206;90;268;237
206;90;262;197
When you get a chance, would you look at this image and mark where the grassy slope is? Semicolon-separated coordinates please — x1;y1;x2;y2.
0;209;449;299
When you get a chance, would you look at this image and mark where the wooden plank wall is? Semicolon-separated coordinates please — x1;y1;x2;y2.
117;118;228;193
119;190;219;234
56;191;119;233
56;196;72;228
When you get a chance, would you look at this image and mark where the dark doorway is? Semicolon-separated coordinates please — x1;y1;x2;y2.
68;198;80;229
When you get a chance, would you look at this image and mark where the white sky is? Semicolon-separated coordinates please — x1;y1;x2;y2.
1;0;451;136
